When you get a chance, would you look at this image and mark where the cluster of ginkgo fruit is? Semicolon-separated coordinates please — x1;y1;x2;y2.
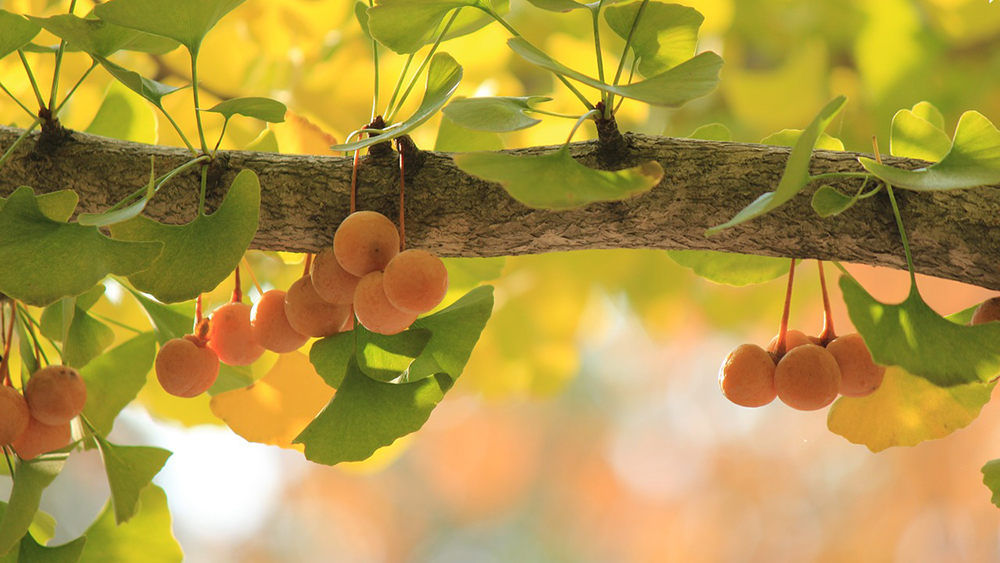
718;260;886;411
154;210;448;398
0;363;86;460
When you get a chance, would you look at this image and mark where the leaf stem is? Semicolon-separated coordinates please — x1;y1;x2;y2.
91;313;143;335
198;164;209;216
0;118;43;171
875;138;916;285
527;108;586;119
18;51;47;110
369;0;380;122
53;61;98;116
565;109;602;145
17;305;50;366
591;2;608;104
385;9;461;123
189;51;209;154
2;447;14;480
384;53;415;118
0;81;37;118
242;256;264;297
608;0;649;117
48;0;78;110
808;171;871;182
486;9;595;111
160;106;197;154
212;118;230;156
104;155;210;214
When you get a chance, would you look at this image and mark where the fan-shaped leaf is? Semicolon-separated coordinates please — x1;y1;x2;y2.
204;97;286;123
667;251;789;286
93;0;247;53
442;96;551;132
605;2;703;77
0;10;41;60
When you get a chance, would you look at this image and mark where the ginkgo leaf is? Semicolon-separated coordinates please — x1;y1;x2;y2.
356;326;431;381
204;97;287;123
83;81;158;145
706;96;847;235
0;454;67;557
982;460;1000;508
667;250;789;286
17;531;86;563
81;333;157;435
93;0;247;53
761;129;844;151
911;100;945;131
526;0;628;11
442;96;551;132
367;0;504;54
95;436;172;525
110;169;261;303
0;190;78;223
332;53;462;151
210;352;335;450
507;37;722;108
294;358;452;465
39;287;115;368
605;2;703;77
0;187;161;307
455;146;663;209
28;13;155;58
811;185;858;218
860;111;1000;190
840;275;1000;386
888;107;952;162
688;123;731;142
94;57;184;108
827;366;994;453
78;486;182;563
0;10;41;60
435;115;504;152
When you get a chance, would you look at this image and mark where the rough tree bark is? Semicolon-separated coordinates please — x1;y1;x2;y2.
2;125;999;290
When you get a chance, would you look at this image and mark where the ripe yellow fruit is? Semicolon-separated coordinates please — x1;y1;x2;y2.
0;385;30;445
971;297;1000;325
311;246;361;304
383;249;449;314
774;344;842;411
354;272;417;335
12;416;71;460
284;275;352;337
718;344;777;407
207;302;266;366
156;336;221;398
333;211;400;277
24;365;87;426
251;289;309;353
827;332;885;398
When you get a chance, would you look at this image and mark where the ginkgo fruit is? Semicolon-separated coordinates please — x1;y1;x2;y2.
767;329;818;355
827;332;886;398
718;343;777;407
333;211;400;277
156;335;221;398
971;297;1000;325
12;416;72;460
354;271;417;335
774;344;842;411
284;275;352;337
0;385;30;445
23;365;87;426
383;249;449;314
311;247;361;304
207;302;266;365
251;289;310;353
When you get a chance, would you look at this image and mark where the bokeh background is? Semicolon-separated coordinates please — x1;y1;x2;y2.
3;0;1000;561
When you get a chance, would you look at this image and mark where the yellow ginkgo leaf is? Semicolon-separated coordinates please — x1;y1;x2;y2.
827;366;995;453
210;351;334;450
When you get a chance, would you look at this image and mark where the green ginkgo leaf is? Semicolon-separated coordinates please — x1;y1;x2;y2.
94;57;184;108
982;460;1000;508
860;111;1000;190
0;187;162;307
331;53;462;152
435;115;505;152
687;123;731;142
840;275;1000;387
526;0;629;11
28;13;155;58
356;326;432;382
761;129;844;151
811;185;858;218
455;145;663;209
888;106;952;162
78;486;182;563
40;285;114;369
0;190;79;222
204;97;287;123
911;100;945;131
294;358;453;465
93;0;247;53
367;0;506;54
83;81;158;145
17;531;87;563
95;436;172;525
0;454;68;557
442;96;551;132
667;250;789;286
507;37;722;108
81;333;158;435
706;96;847;235
110;169;260;304
0;10;41;60
605;2;703;77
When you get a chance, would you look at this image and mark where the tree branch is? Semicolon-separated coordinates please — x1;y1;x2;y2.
2;125;999;290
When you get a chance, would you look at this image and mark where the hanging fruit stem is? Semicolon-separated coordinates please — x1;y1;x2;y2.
817;261;837;346
773;259;797;360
